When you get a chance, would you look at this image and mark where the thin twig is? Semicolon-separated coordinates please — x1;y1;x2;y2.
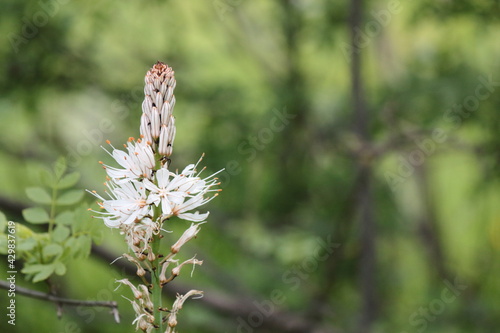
0;280;120;323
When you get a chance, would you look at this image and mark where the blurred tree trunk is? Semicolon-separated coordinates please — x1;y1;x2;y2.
349;0;378;331
414;165;451;281
273;0;310;225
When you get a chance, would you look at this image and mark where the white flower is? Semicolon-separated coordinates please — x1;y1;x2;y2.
88;180;153;228
143;158;222;222
99;138;155;183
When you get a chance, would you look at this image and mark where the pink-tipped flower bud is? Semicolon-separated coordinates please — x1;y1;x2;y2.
141;62;176;157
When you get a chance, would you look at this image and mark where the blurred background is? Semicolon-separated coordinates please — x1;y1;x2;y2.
1;0;500;332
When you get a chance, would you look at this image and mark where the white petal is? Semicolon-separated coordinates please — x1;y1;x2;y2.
143;178;160;193
161;198;173;215
156;168;170;189
176;211;209;222
104;218;121;228
111;150;132;169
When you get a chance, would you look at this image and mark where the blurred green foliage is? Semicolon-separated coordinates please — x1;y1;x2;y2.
0;157;100;283
0;0;499;332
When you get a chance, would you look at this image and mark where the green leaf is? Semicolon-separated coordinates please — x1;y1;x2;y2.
23;207;50;224
33;232;49;243
17;238;37;252
22;264;55;282
54;261;67;275
21;264;45;274
56;190;84;206
39;168;55;188
26;187;52;205
43;243;63;258
16;223;35;238
73;235;91;258
55;211;75;226
52;225;70;242
53;157;67;179
33;264;56;282
65;237;77;255
57;172;80;189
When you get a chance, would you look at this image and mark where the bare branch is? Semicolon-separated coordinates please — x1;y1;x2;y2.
0;280;120;323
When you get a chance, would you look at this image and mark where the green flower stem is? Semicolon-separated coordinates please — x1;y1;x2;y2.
151;233;163;332
152;155;164;332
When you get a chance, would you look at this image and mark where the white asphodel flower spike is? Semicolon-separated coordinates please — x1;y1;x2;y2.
87;61;223;333
99;138;155;183
87;180;153;228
